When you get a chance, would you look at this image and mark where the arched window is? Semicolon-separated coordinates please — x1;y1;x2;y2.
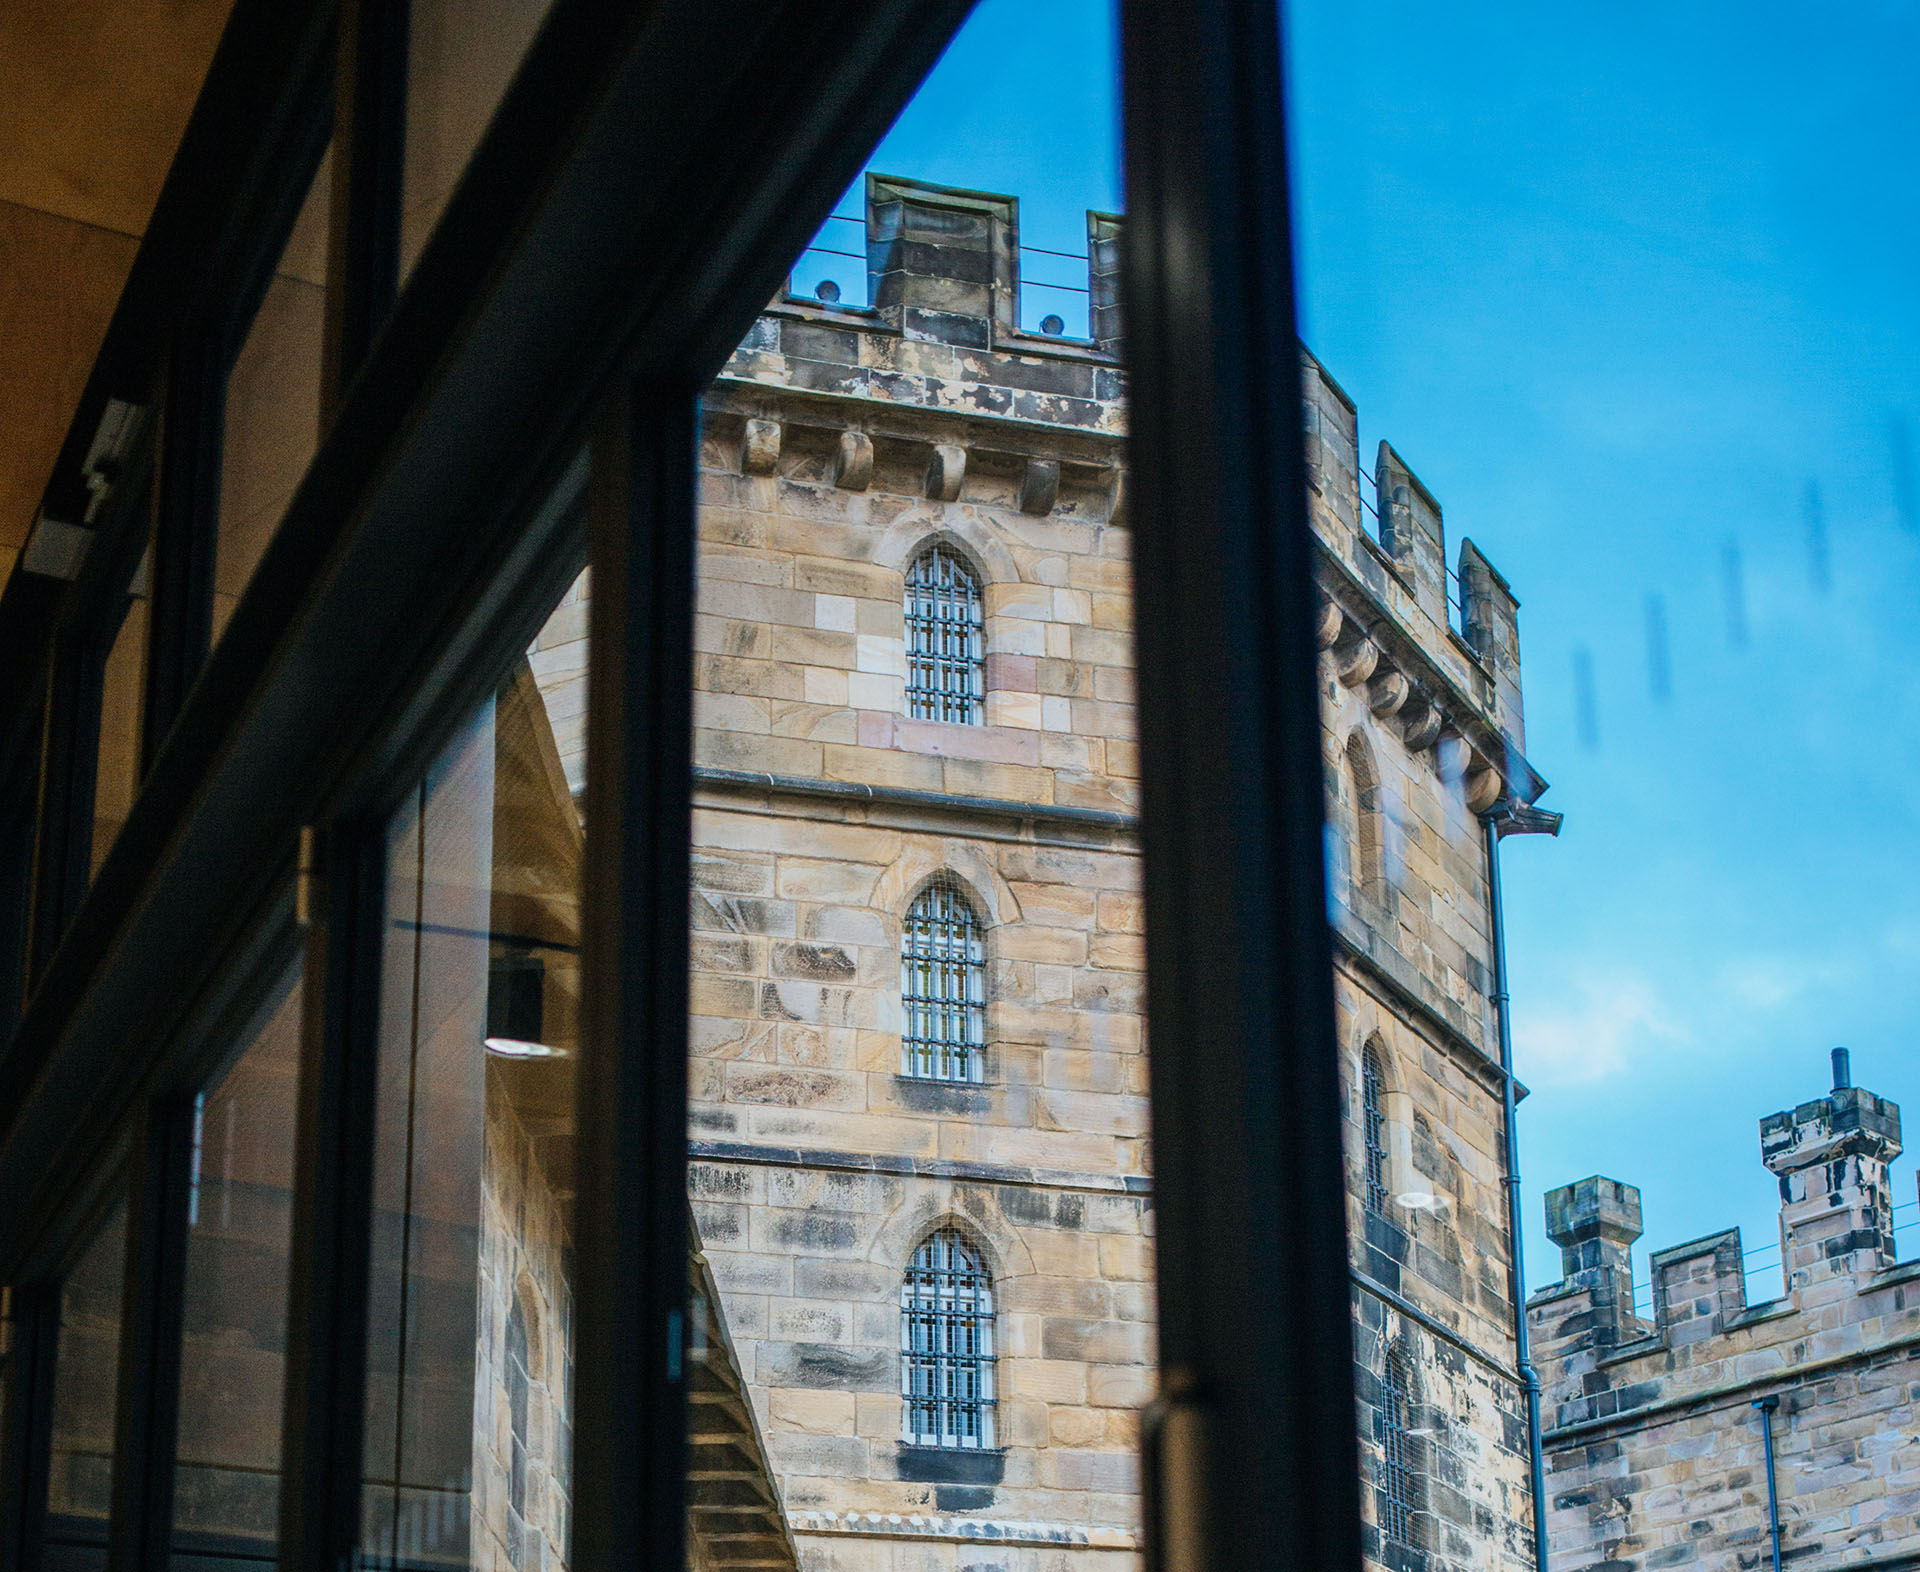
506;1296;533;1567
1345;732;1385;905
901;1229;996;1450
1379;1344;1425;1554
905;544;985;725
1362;1043;1390;1218
901;879;986;1082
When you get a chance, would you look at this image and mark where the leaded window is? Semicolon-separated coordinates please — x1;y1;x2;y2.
905;545;985;724
1379;1346;1421;1552
1363;1044;1389;1217
506;1297;531;1568
902;879;986;1082
902;1230;996;1450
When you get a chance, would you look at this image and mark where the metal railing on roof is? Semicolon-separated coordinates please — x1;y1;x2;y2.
788;212;1096;337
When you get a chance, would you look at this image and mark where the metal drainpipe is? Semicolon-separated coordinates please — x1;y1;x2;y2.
1481;800;1561;1572
1754;1396;1784;1572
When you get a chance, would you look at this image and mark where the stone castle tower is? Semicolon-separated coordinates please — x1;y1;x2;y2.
518;174;1548;1572
1530;1054;1920;1572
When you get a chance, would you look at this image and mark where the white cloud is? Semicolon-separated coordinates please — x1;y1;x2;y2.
1511;970;1686;1088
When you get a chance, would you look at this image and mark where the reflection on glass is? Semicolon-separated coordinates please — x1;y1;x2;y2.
360;652;580;1572
170;962;303;1559
400;0;555;282
1290;5;1920;1570
47;1199;128;1541
92;539;153;877
679;132;1152;1572
214;145;331;644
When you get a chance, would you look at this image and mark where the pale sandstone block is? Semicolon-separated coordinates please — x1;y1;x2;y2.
815;593;857;632
1045;622;1074;658
771;1388;858;1435
988;690;1044;731
773;625;860;670
940;757;1052;802
696;729;825;777
769;702;858;744
775;858;884;904
989;620;1046;657
855;633;906;677
847;675;901;716
693;690;773;734
1052;588;1093;625
820;743;944;792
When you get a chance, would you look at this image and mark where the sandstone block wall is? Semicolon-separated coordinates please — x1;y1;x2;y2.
1533;1080;1920;1572
517;173;1542;1572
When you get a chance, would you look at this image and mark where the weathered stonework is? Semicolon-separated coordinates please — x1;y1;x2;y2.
1531;1061;1920;1572
525;173;1543;1572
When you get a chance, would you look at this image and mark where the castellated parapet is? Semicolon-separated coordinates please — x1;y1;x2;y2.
523;173;1546;1572
1529;1057;1920;1572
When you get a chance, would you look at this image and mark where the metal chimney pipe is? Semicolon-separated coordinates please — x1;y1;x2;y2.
1832;1046;1851;1092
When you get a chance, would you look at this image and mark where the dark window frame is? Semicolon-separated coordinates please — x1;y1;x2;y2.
0;8;1361;1572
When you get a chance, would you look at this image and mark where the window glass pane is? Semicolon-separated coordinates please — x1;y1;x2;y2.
46;1199;128;1546
170;959;303;1560
360;611;581;1572
214;144;331;645
400;0;556;283
91;537;153;877
1289;4;1920;1570
676;6;1151;1564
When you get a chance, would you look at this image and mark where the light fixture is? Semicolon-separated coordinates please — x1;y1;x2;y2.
1394;1191;1443;1213
484;1036;568;1059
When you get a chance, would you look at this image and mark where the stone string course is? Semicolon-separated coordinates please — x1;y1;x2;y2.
1532;1068;1920;1572
524;173;1543;1572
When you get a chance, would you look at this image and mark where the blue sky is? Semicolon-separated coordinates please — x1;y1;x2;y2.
838;0;1920;1305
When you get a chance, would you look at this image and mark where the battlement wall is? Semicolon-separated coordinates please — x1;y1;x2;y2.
1529;1059;1920;1572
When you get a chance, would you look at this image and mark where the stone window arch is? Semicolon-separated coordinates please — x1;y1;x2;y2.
901;1227;996;1450
1362;1042;1391;1218
904;542;985;724
900;876;987;1083
1378;1340;1429;1558
505;1291;537;1568
1345;730;1386;907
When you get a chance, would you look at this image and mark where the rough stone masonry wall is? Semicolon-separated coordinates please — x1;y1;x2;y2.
1532;1110;1920;1572
522;173;1537;1572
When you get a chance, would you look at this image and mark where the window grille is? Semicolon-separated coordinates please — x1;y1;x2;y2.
902;1229;996;1450
905;545;984;724
507;1298;532;1568
1363;1045;1389;1217
1379;1347;1420;1551
902;879;985;1082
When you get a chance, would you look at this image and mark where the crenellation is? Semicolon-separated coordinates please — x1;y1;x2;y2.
1534;1060;1920;1572
508;173;1551;1572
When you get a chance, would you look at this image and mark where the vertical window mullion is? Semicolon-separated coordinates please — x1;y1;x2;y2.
277;826;384;1572
103;1103;196;1572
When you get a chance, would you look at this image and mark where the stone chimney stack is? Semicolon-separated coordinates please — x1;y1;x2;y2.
867;174;1017;349
1545;1175;1643;1348
1761;1052;1902;1302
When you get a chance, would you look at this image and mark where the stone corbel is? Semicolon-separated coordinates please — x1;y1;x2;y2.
1367;669;1409;718
742;418;781;476
1465;766;1505;814
1435;732;1473;783
1018;457;1060;515
926;443;966;502
1399;693;1443;751
832;430;873;491
1315;594;1344;650
1333;634;1379;688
